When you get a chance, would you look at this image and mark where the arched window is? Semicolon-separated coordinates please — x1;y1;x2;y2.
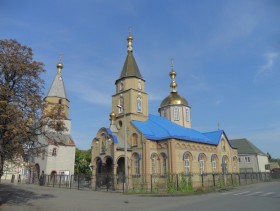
119;81;124;91
118;96;124;113
222;155;229;174
211;154;218;173
100;133;106;153
151;153;158;175
132;153;140;175
42;149;45;160
163;109;167;117
58;99;62;104
159;153;167;175
137;96;142;113
221;138;226;151
183;151;192;175
185;108;190;122
173;107;179;121
198;153;206;175
131;133;138;147
52;148;57;156
137;80;142;90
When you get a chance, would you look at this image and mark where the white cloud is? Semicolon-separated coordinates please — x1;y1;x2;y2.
256;52;279;78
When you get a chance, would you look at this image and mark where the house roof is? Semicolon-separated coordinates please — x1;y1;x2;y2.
229;138;266;155
132;114;224;145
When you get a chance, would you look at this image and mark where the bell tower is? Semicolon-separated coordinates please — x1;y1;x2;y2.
44;57;71;133
111;33;148;130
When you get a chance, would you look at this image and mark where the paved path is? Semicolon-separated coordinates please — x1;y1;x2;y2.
0;181;279;211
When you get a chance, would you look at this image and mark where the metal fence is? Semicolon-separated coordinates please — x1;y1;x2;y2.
24;171;280;192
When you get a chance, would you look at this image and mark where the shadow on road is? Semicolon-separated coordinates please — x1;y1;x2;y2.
0;183;55;208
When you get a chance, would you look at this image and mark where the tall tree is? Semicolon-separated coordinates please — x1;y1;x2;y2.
0;39;65;180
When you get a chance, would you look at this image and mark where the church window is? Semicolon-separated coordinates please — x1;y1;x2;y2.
137;96;142;113
183;152;192;175
151;153;158;175
211;154;217;173
58;99;62;104
52;148;57;156
119;81;124;91
42;149;45;160
100;133;106;153
137;80;142;90
199;160;204;175
118;96;124;113
222;155;228;174
212;160;216;173
184;158;190;175
135;159;140;175
174;107;179;121
131;133;138;147
162;155;167;175
133;153;140;175
198;153;206;175
185;108;190;122
221;139;226;151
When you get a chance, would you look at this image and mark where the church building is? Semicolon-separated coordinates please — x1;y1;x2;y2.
91;33;239;190
33;59;76;179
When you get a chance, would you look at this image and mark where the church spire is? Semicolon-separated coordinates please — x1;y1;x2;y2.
46;56;68;99
117;32;143;82
169;59;177;93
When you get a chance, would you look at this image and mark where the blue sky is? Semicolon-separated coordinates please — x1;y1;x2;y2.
1;0;280;157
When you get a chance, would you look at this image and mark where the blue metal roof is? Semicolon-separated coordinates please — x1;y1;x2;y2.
203;130;224;145
132;114;219;145
105;128;118;144
203;130;237;149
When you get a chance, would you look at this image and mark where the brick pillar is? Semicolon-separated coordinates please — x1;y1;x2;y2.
113;164;118;190
91;165;96;190
144;140;150;186
168;140;176;173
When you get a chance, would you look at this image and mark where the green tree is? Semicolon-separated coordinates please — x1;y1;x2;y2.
75;148;91;174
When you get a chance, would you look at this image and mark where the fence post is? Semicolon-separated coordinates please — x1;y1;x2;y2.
53;175;55;187
245;173;247;184
78;174;80;190
213;174;215;187
151;174;153;193
231;174;233;186
59;175;61;188
201;174;204;187
238;173;240;185
70;175;72;189
176;174;179;191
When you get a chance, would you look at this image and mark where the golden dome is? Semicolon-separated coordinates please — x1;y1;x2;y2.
160;92;189;108
109;110;116;121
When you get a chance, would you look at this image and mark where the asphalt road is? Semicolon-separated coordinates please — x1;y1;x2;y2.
0;181;279;211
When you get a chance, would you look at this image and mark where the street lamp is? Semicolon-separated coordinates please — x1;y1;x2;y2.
117;104;128;192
